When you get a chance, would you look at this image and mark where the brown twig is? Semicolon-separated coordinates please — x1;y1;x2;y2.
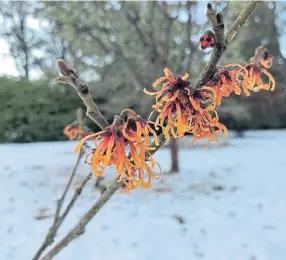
194;0;261;89
32;149;84;260
57;172;93;228
206;3;225;51
93;176;106;191
56;59;109;130
40;2;261;259
54;149;85;227
34;60;112;260
41;179;122;260
33;106;93;260
76;107;84;130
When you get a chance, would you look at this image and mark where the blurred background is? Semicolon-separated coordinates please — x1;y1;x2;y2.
1;1;286;260
0;1;285;143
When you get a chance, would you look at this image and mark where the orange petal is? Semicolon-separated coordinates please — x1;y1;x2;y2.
74;132;101;153
182;73;189;80
102;134;116;167
153;76;176;87
143;88;158;95
163;68;174;77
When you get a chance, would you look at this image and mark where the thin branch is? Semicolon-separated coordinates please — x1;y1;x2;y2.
40;2;261;259
74;20;147;92
194;0;261;89
148;133;167;156
206;3;225;51
122;2;163;65
184;1;195;72
116;54;146;92
54;150;84;228
122;6;151;50
160;2;175;67
32;150;84;260
57;172;93;228
93;175;106;191
146;1;157;63
56;59;109;129
33;60;111;259
41;179;122;260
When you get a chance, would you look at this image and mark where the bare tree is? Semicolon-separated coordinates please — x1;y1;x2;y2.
0;2;37;80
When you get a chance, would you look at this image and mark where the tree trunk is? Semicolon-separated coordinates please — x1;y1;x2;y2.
170;137;179;173
19;11;29;81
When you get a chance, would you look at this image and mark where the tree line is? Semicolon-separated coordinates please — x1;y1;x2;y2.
0;1;285;143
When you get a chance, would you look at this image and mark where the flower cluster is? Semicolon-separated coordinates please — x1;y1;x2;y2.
145;46;275;148
72;47;275;191
144;68;228;148
74;109;161;191
215;46;275;97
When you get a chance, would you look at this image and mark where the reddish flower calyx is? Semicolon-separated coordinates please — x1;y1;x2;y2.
200;30;215;50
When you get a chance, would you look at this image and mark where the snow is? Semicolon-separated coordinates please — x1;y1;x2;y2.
1;130;286;260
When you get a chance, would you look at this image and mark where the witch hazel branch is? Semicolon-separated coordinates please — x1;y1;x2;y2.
35;2;276;259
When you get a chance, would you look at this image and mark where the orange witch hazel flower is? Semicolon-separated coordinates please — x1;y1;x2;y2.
144;68;193;139
205;46;275;101
74;109;161;191
225;46;275;96
64;124;80;140
242;58;275;96
63;122;92;140
145;68;228;147
205;65;244;105
188;110;227;147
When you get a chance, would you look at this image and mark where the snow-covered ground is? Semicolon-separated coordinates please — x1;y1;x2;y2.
1;130;286;260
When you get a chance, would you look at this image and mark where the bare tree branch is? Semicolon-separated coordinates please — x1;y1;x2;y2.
184;1;193;72
122;2;165;65
40;2;261;259
56;59;109;129
122;5;151;50
74;24;147;92
146;1;158;63
32;150;84;260
41;180;122;260
32;60;112;259
57;172;93;228
194;0;261;89
116;54;147;91
159;1;175;67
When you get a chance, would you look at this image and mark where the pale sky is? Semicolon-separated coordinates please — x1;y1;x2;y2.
0;40;18;77
0;15;45;79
